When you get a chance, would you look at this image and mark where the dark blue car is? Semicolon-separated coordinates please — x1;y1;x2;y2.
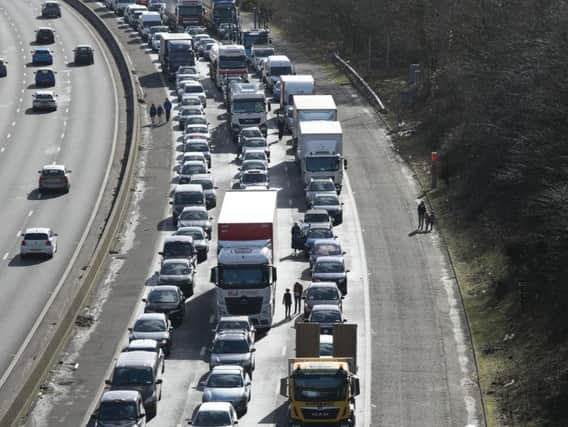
35;68;56;87
31;48;53;65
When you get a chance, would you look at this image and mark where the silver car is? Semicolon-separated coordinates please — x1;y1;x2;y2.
157;258;195;298
178;81;206;106
174;226;209;262
311;255;349;295
209;331;256;376
183;141;211;168
20;227;57;258
309;192;344;225
202;365;251;416
309;238;344;268
305;177;336;205
190;402;238;427
177;206;212;238
307;304;346;335
32;90;57;111
303;281;343;318
213;316;256;344
303;223;335;254
128;313;172;356
189;174;217;208
178;160;208;184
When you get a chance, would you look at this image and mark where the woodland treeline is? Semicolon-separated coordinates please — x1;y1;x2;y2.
254;0;568;423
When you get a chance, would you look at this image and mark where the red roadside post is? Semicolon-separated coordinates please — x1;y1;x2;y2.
431;151;438;189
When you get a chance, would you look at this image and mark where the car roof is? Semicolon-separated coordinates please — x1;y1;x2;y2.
308;223;333;230
181;206;207;212
35;47;51;52
24;227;51;235
148;285;179;294
175;183;203;192
308;281;340;289
42;164;65;171
214;331;248;340
135;312;167;321
76;44;93;49
100;390;141;402
162;258;190;266
127;339;160;350
315;255;344;263
182;160;206;166
313;238;340;246
184;139;209;145
210;365;244;375
35;90;55;96
190;174;213;181
305;209;329;216
163;235;194;244
198;401;233;411
313;192;339;199
116;350;157;368
176;226;204;233
311;304;341;311
38;26;53;31
309;177;334;184
219;315;251;323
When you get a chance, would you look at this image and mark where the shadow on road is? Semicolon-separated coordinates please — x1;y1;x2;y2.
8;254;50;267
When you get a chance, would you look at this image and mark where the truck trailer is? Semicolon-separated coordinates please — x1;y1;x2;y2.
210;191;278;329
291;95;338;143
209;44;247;88
159;33;195;79
162;0;204;30
278;75;315;133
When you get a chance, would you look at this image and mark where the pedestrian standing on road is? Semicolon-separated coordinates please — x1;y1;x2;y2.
425;210;435;232
156;105;164;124
291;221;303;255
293;281;303;314
417;200;426;231
283;288;292;319
149;103;157;126
163;98;172;122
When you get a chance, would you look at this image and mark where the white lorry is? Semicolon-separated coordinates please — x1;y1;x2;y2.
297;121;346;192
278;75;315;134
210;191;278;329
292;94;338;143
209;44;247;89
229;81;268;137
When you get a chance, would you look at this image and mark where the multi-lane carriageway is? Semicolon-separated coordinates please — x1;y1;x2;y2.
22;3;484;427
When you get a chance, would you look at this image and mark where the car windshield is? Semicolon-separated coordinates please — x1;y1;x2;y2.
213;339;249;354
314;244;341;256
186;117;207;125
314;196;339;206
113;367;153;386
207;373;243;388
148;289;179;304
311;309;341;323
308;228;333;239
305;213;329;224
306;157;339;172
177;228;204;240
241;129;262;138
99;401;138;421
308;287;339;301
36;94;53;100
320;341;333;356
178;66;197;74
182;98;201;106
42;168;64;176
233;100;265;114
315;261;344;273
189;126;208;133
133;318;166;332
310;181;335;192
242;162;266;172
180;210;207;220
244;152;265;161
270;66;292;76
163;241;194;257
242;173;267;184
245;139;266;148
193;411;232;426
175;192;203;205
181;164;206;175
191;180;213;190
220;55;246;69
185;85;203;93
24;233;49;240
254;48;274;58
37;70;53;76
218;321;249;332
186;144;209;153
182;108;202;116
160;263;190;275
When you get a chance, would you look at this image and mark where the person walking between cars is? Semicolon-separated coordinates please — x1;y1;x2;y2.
163;98;172;122
283;288;292;319
293;281;303;314
149;103;157;126
417;200;426;231
156;105;164;124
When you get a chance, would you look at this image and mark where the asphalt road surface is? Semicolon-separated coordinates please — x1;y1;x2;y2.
23;6;483;427
0;0;118;388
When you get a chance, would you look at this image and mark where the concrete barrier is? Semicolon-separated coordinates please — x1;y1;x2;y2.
0;1;139;425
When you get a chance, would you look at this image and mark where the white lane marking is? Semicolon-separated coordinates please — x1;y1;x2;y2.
0;147;4;153
11;121;16;127
274;379;280;394
16;108;20;113
18;98;22;102
27;210;33;217
2;253;8;261
16;230;21;237
6;134;11;139
57;146;61;152
61;133;64;139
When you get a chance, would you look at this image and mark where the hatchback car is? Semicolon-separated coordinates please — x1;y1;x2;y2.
177;206;212;238
209;331;256;376
143;285;185;327
174;226;209;262
189;174;217;208
307;304;346;335
239;170;269;190
128;313;172;356
237;126;263;147
310;193;344;224
178;160;208;184
240;137;269;161
159;235;197;267
303;281;343;317
180;152;207;166
31;48;53;65
157;258;195;298
305;177;337;205
38;164;70;193
190;402;238;427
34;68;56;87
303;209;332;230
20;227;57;258
35;27;55;44
183;141;211;168
41;1;61;18
180;94;203;108
178;81;206;106
202;366;251;416
95;390;146;427
176;65;199;77
74;45;94;65
241;149;267;163
213;316;256;344
123;339;165;376
304;223;335;253
32;90;57;111
311;255;349;295
309;238;344;268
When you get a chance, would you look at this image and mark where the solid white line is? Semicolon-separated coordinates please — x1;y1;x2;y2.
344;174;372;427
6;134;10;139
16;230;21;237
0;3;122;394
0;148;4;153
27;210;33;217
2;253;8;261
11;121;16;127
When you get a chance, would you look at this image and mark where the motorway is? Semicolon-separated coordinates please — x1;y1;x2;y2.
23;4;483;427
0;0;120;395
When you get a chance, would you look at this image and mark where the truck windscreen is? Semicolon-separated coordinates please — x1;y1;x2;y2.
233;99;265;114
305;157;339;172
220;266;267;288
298;111;337;122
244;34;269;47
178;6;202;15
220;55;246;69
270;66;292;77
214;6;234;22
294;371;346;401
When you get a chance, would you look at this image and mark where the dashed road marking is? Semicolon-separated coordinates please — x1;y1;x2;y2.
2;253;8;261
27;210;33;217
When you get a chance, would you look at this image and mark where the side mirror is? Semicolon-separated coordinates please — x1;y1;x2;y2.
169;201;172;205
142;298;147;302
279;377;288;397
342;251;346;255
128;327;133;332
346;269;350;273
158;251;164;256
251;348;256;352
156;378;163;384
105;379;111;385
214;186;219;189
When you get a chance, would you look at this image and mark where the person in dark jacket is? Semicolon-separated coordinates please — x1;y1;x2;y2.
291;222;304;254
149;103;157;126
163;98;172;122
293;281;303;314
417;200;426;231
283;288;292;319
156;105;164;124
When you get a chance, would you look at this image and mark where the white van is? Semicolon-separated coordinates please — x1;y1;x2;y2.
263;55;293;90
138;11;162;40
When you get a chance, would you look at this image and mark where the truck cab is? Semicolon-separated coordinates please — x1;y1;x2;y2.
229;81;268;136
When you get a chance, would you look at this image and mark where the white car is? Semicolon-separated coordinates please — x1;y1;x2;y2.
20;227;57;258
184;115;208;128
190;402;238;427
180;94;203;108
241;148;268;163
32;90;57;111
178;81;207;106
239;170;269;190
184;124;210;141
176;65;198;77
241;137;270;161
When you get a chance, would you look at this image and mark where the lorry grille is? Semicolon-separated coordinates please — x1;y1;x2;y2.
301;407;340;420
239;118;261;125
225;297;263;315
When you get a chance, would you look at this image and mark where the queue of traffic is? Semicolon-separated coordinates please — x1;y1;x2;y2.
92;3;358;426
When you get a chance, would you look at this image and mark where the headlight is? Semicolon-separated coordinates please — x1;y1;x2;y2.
160;338;168;345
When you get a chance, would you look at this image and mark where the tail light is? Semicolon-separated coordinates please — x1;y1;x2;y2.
45;240;51;246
